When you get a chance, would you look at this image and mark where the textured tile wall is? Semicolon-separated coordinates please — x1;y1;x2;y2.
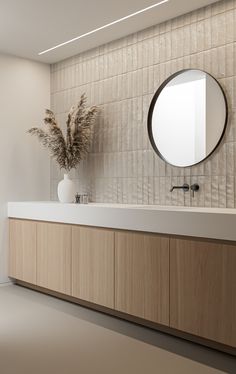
51;0;236;207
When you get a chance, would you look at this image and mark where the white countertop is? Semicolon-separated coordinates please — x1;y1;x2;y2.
7;201;236;242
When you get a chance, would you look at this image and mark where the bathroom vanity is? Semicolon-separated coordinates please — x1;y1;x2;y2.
7;202;236;355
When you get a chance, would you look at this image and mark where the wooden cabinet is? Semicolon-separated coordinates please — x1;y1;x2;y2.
72;226;114;308
8;218;236;352
9;219;36;284
37;222;71;294
115;231;169;325
170;238;236;347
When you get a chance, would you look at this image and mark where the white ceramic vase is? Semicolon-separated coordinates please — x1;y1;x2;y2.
57;174;76;203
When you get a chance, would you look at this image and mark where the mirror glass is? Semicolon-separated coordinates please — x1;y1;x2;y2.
148;69;228;167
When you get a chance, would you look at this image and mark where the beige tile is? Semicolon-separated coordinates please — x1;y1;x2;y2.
218;175;227;207
226;175;235;207
211;13;227;48
226;142;234;174
211;176;219;207
204;176;212;207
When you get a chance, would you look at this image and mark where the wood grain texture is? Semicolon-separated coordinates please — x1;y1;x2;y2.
115;231;169;325
9;219;36;283
37;222;71;294
170;238;236;347
72;226;114;308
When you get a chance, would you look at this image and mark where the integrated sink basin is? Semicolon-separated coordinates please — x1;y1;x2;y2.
8;201;236;242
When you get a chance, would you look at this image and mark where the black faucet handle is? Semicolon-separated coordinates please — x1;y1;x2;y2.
190;183;200;197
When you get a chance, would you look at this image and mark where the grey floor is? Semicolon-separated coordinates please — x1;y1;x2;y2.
0;284;235;374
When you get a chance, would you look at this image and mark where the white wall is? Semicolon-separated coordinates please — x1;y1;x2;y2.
0;53;50;283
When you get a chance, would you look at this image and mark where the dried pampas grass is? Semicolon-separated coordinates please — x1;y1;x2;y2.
28;94;99;171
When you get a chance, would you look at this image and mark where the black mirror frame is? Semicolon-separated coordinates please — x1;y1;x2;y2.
147;69;228;168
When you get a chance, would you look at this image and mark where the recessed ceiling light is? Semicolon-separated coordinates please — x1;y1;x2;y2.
38;0;169;55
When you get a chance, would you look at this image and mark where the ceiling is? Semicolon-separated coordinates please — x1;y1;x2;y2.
0;0;218;64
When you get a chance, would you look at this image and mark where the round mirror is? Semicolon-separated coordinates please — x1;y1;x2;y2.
148;69;228;167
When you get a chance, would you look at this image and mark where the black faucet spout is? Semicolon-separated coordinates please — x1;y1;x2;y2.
170;183;189;192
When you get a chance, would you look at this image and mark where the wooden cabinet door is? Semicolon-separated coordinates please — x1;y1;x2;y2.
37;222;71;294
170;238;236;347
115;231;169;325
72;226;114;309
9;219;36;284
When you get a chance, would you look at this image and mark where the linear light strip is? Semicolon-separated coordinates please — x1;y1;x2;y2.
38;0;169;55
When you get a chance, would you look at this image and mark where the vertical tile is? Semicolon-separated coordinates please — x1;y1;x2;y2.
196;20;205;52
211;13;226;48
153;177;160;204
142;177;149;204
159;177;166;205
211;176;219;207
218;143;227;175
204;176;212;207
170;177;178;205
176;176;185;206
218;176;227;207
153;36;160;65
137;177;143;204
190;23;197;54
148;177;154;204
226;176;234;207
165;177;172;206
226;44;234;77
182;25;191;56
226;142;234;174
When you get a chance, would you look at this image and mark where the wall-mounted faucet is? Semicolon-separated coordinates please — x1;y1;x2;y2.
170;183;200;197
170;183;189;192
